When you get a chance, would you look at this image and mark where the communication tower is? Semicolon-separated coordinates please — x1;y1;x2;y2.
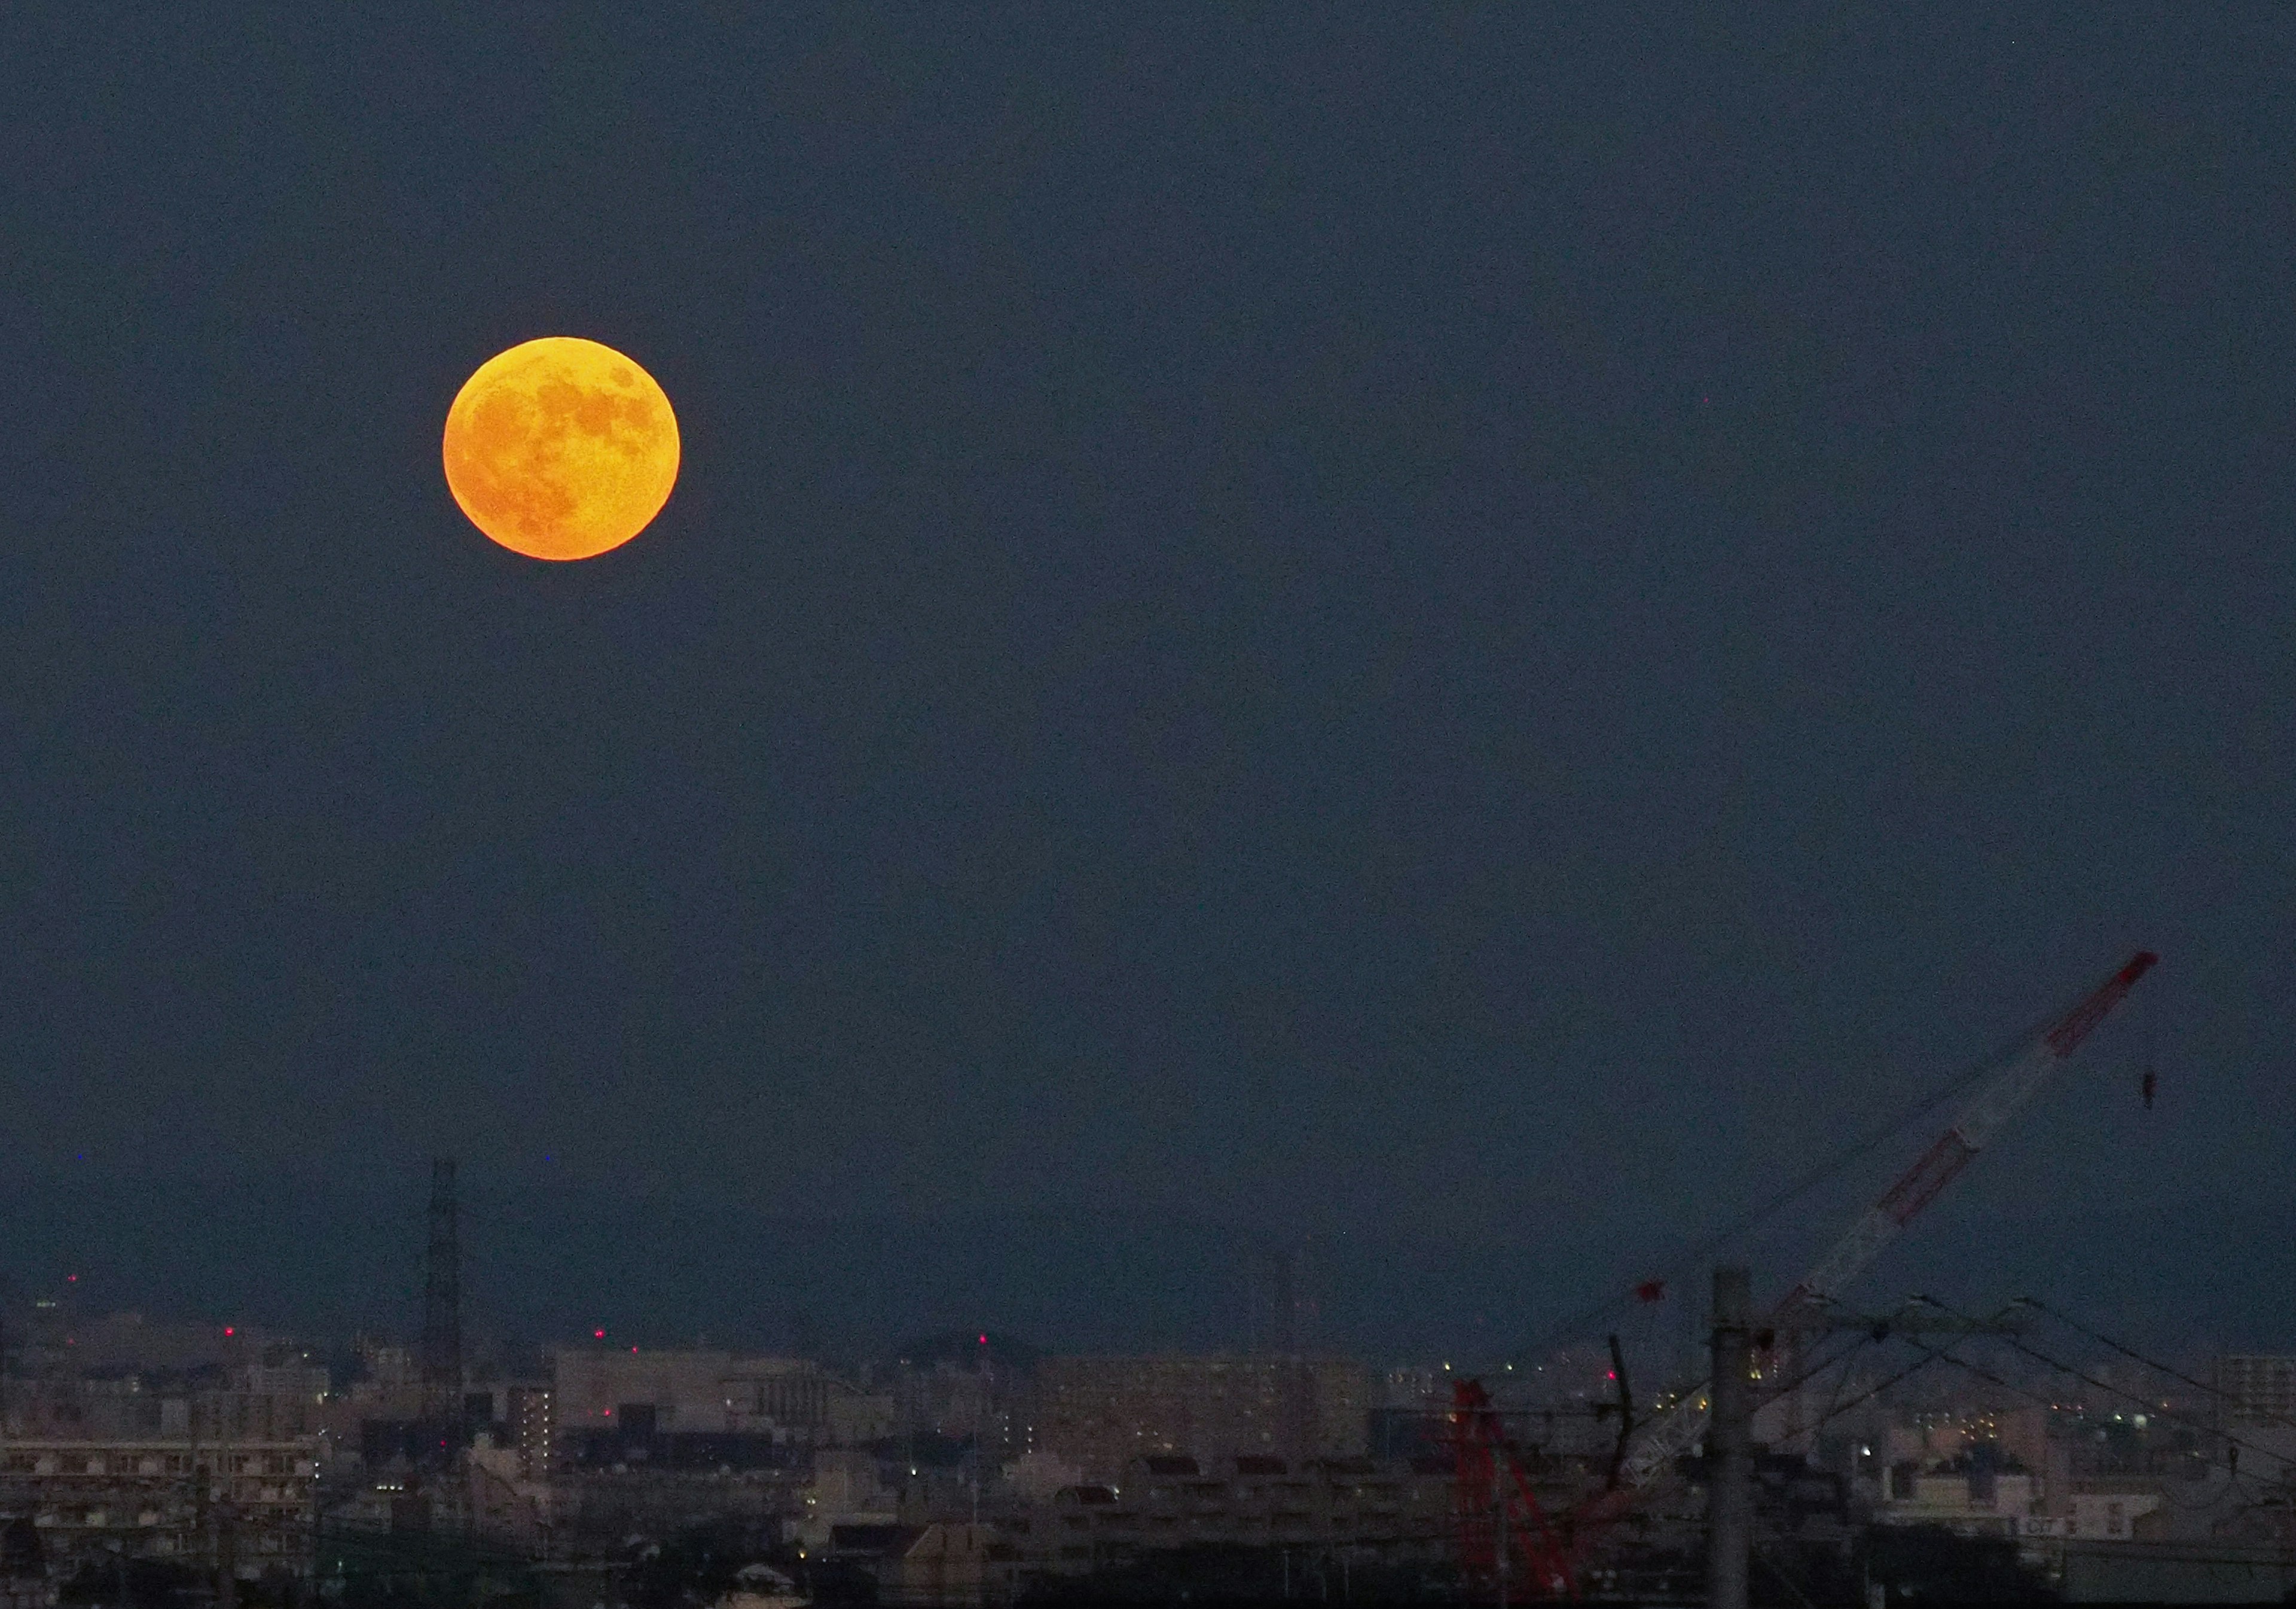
420;1158;463;1451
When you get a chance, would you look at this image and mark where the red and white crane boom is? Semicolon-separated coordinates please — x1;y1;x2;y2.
1781;949;2157;1309
1615;949;2157;1488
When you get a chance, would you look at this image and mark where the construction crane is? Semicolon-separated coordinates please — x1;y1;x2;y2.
1459;949;2158;1591
1451;1378;1577;1599
1614;949;2155;1486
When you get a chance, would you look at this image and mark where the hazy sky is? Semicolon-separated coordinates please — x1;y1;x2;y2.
2;5;2291;1362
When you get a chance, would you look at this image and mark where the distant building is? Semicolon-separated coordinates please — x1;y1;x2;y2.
894;1361;1032;1460
506;1385;554;1482
1993;1406;2050;1479
828;1384;896;1446
876;1521;995;1608
2065;1489;2162;1541
795;1449;899;1553
1003;1451;1083;1502
1033;1356;1369;1482
466;1439;552;1552
1003;1452;1452;1584
13;1312;263;1378
2215;1356;2296;1428
547;1348;897;1473
1877;1459;2040;1535
0;1440;316;1573
356;1341;417;1393
813;1454;1452;1605
4;1368;325;1445
1368;1366;1449;1461
551;1349;828;1439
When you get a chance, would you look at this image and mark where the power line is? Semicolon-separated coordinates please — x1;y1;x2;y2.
1775;1317;2286;1532
1506;1002;2062;1367
1793;1345;1949;1437
1878;1336;2287;1515
1767;1330;1873;1404
1916;1299;2292;1475
1794;1325;2072;1445
1750;1541;1821;1609
1806;1330;1879;1440
2023;1297;2296;1438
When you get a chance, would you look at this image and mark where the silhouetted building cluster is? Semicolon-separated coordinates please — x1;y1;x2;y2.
7;1277;2296;1609
1031;1354;1370;1480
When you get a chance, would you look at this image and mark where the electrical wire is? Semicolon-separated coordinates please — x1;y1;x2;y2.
1765;1330;1873;1404
1792;1344;1949;1436
2023;1297;2296;1437
1917;1297;2293;1475
1504;994;2069;1368
1750;1541;1822;1609
1757;1309;2288;1535
1616;1318;1970;1469
1810;1329;1876;1438
1870;1332;2288;1520
1570;1324;1869;1468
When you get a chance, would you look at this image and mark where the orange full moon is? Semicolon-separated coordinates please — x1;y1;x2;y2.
442;337;680;560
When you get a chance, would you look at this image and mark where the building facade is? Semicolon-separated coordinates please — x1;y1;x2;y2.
1033;1357;1369;1482
550;1350;829;1440
0;1439;316;1573
505;1386;554;1483
2215;1356;2296;1428
1008;1453;1450;1581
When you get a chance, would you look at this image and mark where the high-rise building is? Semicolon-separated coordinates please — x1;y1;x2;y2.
2215;1356;2296;1427
506;1385;554;1483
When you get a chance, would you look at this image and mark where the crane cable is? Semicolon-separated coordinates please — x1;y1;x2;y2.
1504;988;2086;1368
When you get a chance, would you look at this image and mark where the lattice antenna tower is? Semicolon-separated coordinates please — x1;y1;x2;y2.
420;1158;462;1439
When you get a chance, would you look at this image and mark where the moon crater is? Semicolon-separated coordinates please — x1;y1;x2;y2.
443;337;680;561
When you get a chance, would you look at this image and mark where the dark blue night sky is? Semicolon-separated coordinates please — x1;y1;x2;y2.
1;5;2290;1363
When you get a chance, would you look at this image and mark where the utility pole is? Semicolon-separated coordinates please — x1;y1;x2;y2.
1706;1266;1752;1609
1617;952;2157;1493
420;1158;463;1464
